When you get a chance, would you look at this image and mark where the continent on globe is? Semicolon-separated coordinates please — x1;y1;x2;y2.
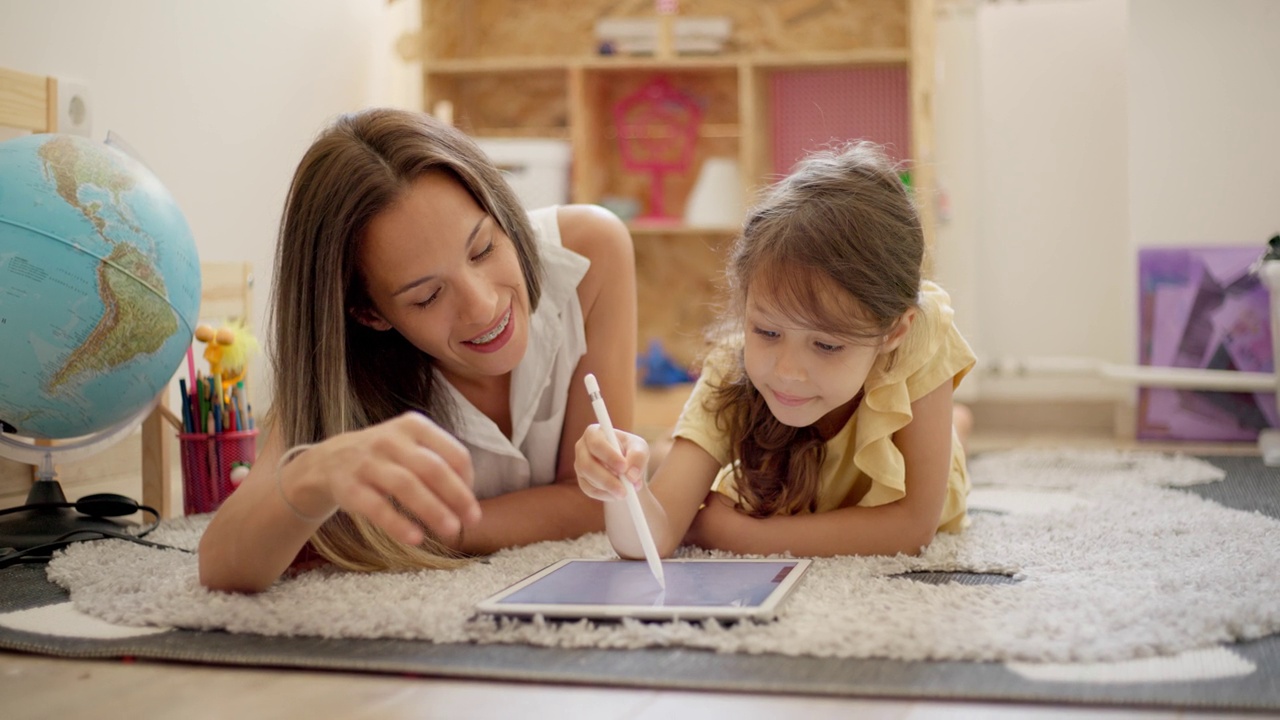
0;133;201;440
38;134;140;237
48;241;178;392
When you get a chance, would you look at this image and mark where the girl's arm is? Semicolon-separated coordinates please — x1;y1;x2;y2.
448;204;638;554
684;379;956;557
577;432;722;558
645;438;724;555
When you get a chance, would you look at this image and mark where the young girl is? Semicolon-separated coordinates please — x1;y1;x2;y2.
576;142;975;559
199;109;637;592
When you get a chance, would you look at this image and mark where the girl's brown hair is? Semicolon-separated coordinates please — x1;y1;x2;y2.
270;108;540;571
705;141;924;517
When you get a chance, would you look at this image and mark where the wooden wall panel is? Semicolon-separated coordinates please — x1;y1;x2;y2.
594;69;739;215
742;0;908;53
0;67;56;133
634;232;733;368
436;71;569;137
422;0;910;61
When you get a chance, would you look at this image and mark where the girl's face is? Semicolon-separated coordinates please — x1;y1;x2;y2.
742;275;909;434
355;172;530;388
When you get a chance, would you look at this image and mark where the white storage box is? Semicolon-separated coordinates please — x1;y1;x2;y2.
594;17;731;55
476;138;572;210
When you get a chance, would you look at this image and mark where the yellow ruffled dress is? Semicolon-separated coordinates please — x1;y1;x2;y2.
673;281;977;532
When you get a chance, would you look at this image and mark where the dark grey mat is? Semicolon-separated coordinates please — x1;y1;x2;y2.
2;455;1277;713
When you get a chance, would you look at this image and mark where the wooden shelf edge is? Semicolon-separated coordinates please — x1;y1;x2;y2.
626;222;739;236
749;48;911;68
425;57;576;73
467;127;571;139
425;49;912;75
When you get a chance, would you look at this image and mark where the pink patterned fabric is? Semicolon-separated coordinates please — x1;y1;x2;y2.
770;66;911;178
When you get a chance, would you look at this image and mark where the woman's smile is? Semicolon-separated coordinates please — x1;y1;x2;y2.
463;306;514;353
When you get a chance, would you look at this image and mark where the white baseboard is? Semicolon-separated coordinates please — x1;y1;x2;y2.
967;397;1125;437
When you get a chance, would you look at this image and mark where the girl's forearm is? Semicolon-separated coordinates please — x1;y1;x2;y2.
701;503;939;558
603;483;675;558
603;495;643;558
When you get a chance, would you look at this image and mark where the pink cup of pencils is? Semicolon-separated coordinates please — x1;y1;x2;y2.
178;430;258;515
177;368;257;515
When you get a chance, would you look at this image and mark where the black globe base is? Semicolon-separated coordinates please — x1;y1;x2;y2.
0;480;134;553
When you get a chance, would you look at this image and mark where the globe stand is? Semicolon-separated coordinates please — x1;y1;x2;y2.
0;405;152;554
0;456;132;552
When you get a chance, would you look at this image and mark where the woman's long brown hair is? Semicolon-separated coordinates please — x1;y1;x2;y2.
269;108;540;570
704;142;924;517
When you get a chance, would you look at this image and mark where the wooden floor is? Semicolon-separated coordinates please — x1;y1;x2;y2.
0;389;1267;719
2;652;1265;720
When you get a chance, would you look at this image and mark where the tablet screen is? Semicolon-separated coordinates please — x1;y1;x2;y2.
477;558;811;622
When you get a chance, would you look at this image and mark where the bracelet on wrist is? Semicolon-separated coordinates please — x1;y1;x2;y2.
274;443;333;523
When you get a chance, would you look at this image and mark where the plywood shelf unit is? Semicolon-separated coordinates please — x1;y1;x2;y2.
421;0;935;366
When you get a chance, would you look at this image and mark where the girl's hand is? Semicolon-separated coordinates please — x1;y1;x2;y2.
278;412;482;546
574;424;650;502
684;492;749;549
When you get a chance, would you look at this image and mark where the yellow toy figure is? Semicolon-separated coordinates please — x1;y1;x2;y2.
194;319;259;402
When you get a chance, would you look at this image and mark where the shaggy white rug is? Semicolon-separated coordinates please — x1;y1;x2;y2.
40;449;1280;663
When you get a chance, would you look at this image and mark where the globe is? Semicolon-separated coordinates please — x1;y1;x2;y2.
0;133;201;554
0;133;201;439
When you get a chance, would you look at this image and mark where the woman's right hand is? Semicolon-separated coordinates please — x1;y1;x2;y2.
573;424;650;502
277;411;482;546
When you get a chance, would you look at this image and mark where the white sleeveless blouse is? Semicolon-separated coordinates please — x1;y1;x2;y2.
436;207;590;499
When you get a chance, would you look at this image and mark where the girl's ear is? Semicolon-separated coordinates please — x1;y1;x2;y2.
880;308;918;353
349;305;393;331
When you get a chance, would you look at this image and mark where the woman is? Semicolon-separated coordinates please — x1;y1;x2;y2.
199;108;636;592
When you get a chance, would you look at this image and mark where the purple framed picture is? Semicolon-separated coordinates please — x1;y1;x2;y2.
1137;247;1276;441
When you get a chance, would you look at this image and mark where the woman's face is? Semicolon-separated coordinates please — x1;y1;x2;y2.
355;171;530;387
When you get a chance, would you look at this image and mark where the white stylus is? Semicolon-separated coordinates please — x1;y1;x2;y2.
583;373;666;589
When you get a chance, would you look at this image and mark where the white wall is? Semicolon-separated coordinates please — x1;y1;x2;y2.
0;0;420;412
1128;0;1280;249
933;2;985;402
943;0;1132;401
935;0;1280;406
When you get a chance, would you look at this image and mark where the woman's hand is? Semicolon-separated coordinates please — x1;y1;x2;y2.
278;411;482;546
573;424;650;501
683;492;750;549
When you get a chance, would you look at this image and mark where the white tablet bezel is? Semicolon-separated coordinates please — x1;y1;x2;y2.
475;557;811;623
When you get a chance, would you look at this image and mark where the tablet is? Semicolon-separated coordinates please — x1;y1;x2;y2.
475;558;811;623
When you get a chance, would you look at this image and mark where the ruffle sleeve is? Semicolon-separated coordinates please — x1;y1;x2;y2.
851;281;976;507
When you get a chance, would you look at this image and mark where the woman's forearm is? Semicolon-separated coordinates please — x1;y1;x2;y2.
454;482;603;555
197;458;329;593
